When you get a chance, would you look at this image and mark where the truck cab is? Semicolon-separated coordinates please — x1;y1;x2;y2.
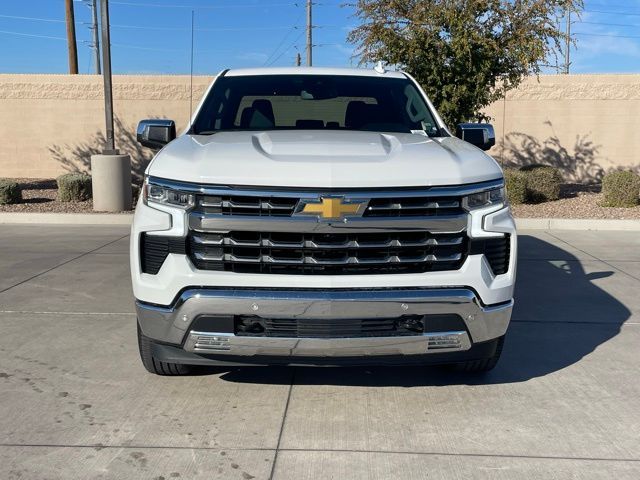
131;67;516;375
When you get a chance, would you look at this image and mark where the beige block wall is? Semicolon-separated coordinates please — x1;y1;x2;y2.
484;74;640;182
0;73;639;181
0;74;212;179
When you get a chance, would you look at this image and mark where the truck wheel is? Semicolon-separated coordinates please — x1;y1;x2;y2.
450;335;505;373
137;324;191;376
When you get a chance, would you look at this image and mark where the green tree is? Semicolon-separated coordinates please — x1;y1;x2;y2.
347;0;582;127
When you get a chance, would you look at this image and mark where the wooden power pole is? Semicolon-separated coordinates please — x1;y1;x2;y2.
100;0;116;153
91;0;101;74
306;0;312;66
564;6;571;74
65;0;79;74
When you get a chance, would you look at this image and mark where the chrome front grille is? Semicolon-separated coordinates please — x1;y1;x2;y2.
364;197;462;217
197;195;298;217
143;176;510;276
194;193;465;218
188;231;468;274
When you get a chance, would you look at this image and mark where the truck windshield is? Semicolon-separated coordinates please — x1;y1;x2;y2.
191;74;440;136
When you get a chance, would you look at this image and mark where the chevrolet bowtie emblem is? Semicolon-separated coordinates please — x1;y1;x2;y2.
298;197;366;220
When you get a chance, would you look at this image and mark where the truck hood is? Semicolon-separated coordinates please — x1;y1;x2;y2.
148;130;503;188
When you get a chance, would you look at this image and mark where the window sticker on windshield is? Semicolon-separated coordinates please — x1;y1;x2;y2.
410;130;429;136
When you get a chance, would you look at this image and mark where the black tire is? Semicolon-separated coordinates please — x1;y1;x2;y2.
137;323;191;376
450;335;505;373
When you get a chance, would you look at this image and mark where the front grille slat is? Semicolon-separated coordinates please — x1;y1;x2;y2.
189;231;468;275
196;194;465;218
364;198;462;217
199;195;298;216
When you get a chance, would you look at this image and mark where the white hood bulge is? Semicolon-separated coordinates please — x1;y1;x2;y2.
148;130;503;188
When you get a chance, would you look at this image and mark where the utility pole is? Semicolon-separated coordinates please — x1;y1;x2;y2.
564;6;571;74
91;0;132;213
91;0;101;74
295;52;301;66
99;0;115;153
306;0;312;66
65;0;79;74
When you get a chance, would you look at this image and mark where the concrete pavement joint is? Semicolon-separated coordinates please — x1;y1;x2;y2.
0;234;130;296
269;367;296;480
0;443;638;464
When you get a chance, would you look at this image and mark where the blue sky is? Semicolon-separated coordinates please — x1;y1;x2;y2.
0;0;639;74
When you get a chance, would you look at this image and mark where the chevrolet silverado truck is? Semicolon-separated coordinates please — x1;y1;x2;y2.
131;66;516;375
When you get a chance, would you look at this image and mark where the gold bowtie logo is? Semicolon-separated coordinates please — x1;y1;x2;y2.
299;197;364;219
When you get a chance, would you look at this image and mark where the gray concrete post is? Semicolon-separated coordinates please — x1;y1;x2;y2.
90;154;132;211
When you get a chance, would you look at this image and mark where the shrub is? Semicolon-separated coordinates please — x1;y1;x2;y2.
503;169;528;205
0;179;21;205
601;170;640;208
57;173;92;202
519;164;562;203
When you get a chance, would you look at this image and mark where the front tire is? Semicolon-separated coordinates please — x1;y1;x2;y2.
137;323;191;376
450;335;505;373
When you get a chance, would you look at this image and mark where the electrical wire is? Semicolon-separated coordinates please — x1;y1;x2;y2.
111;1;296;9
0;13;298;33
578;21;640;28
267;30;305;66
574;32;640;40
0;29;66;40
585;9;640;17
263;8;305;66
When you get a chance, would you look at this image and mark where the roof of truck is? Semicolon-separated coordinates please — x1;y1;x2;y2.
223;66;408;79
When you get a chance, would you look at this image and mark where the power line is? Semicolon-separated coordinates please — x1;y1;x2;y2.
579;20;640;28
585;9;640;17
0;14;65;23
267;30;305;66
0;14;299;33
110;1;296;9
263;6;305;66
575;32;640;40
0;29;66;41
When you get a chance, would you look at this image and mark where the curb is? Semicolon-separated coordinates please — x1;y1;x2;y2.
1;213;639;231
515;218;640;231
0;213;133;225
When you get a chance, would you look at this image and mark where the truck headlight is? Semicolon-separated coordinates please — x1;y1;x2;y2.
143;179;195;209
463;186;505;210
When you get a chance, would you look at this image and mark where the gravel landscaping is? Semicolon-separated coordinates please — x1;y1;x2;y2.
1;179;639;219
0;178;134;213
511;184;640;219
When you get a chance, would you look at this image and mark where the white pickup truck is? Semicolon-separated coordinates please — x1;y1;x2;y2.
131;66;517;375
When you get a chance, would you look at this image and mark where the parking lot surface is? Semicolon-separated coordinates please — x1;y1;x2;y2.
0;225;639;479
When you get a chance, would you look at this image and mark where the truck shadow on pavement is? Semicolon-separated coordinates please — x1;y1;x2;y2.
208;235;629;386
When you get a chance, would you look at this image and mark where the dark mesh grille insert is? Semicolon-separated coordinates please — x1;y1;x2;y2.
470;235;510;275
234;314;466;338
140;234;186;275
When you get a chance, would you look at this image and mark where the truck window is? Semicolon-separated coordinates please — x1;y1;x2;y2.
192;74;440;135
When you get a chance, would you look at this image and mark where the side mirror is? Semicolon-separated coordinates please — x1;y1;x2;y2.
456;123;496;151
137;119;176;149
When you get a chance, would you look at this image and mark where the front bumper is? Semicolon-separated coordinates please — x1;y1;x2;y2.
136;288;512;362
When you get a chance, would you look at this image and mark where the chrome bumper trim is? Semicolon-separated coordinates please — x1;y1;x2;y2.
136;288;513;352
188;213;467;234
183;331;471;356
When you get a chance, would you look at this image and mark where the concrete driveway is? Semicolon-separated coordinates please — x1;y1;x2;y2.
0;225;639;479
